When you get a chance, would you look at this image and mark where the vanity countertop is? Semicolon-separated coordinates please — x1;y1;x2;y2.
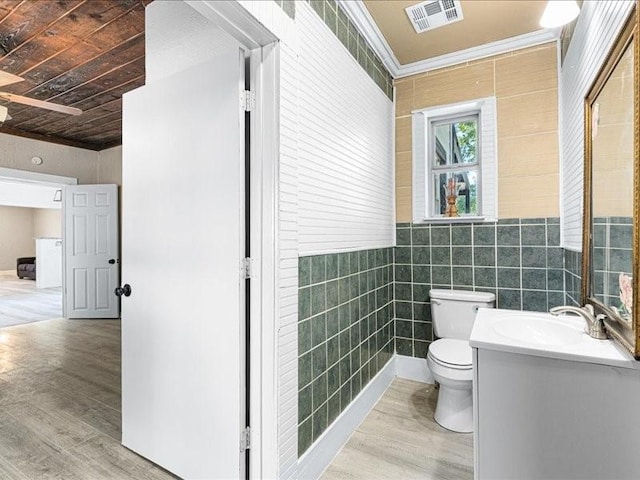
470;308;639;369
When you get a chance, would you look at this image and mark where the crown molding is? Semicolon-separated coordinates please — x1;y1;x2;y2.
395;28;560;78
338;0;561;80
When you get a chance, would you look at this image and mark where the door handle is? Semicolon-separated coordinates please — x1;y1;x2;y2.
108;258;119;265
115;284;132;297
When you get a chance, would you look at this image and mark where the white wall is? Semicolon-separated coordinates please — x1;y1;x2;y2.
98;145;123;186
146;0;240;84
0;133;99;184
33;208;61;238
0;206;61;270
296;4;394;255
0;206;35;270
0;180;62;209
560;0;634;250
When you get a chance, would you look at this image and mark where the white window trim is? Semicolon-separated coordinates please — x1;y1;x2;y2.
412;97;498;224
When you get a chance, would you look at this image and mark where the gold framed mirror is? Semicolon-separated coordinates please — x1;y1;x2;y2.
583;4;639;358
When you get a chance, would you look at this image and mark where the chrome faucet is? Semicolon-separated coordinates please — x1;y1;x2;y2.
549;304;608;340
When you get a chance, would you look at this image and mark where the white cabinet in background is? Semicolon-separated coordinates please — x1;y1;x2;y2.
35;237;62;289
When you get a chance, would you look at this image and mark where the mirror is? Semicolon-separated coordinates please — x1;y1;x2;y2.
583;7;639;357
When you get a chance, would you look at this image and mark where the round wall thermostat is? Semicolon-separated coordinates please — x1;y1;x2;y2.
31;156;43;165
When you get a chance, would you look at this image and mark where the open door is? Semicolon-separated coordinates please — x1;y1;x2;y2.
63;184;120;319
121;41;247;478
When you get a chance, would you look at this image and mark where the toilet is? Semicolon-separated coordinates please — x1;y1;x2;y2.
427;289;495;433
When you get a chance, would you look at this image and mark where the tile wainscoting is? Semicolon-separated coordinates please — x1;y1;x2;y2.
297;218;592;455
272;0;295;18
563;217;631;311
297;248;394;456
564;248;583;306
394;218;565;358
593;217;632;307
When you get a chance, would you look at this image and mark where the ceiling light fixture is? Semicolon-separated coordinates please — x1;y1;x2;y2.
539;0;580;28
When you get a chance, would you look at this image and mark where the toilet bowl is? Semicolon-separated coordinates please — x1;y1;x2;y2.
426;338;473;433
427;289;495;433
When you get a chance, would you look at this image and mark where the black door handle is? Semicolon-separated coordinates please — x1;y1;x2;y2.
108;258;117;265
115;284;131;297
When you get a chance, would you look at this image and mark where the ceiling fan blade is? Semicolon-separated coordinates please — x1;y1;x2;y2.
0;71;24;88
0;92;82;116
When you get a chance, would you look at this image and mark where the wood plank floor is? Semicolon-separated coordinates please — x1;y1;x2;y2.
321;378;474;480
0;318;177;480
0;271;62;328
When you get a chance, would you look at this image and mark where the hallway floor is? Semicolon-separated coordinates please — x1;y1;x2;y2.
321;378;474;480
0;318;176;479
0;271;62;328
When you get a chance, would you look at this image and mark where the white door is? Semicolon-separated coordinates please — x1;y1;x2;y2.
63;184;119;319
121;49;246;478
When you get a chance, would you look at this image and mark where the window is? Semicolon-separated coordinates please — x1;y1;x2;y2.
412;97;497;223
431;115;480;217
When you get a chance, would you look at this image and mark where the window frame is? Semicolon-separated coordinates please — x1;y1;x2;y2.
411;97;497;224
428;113;482;218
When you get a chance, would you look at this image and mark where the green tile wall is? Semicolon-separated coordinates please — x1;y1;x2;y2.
297;218;579;452
273;0;296;19
564;248;582;307
305;0;393;99
394;217;565;358
592;217;633;307
297;248;394;456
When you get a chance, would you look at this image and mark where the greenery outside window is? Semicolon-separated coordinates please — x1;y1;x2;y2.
412;97;497;223
430;115;480;217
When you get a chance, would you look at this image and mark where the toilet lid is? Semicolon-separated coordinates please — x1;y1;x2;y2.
428;339;472;367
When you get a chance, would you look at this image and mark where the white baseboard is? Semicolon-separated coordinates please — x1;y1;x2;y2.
395;354;435;384
297;355;396;480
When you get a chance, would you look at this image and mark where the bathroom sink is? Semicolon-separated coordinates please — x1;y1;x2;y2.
470;308;636;368
493;316;581;347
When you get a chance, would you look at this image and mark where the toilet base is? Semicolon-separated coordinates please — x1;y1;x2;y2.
433;382;473;433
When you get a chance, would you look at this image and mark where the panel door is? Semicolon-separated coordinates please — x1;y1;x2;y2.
63;184;119;319
121;46;246;478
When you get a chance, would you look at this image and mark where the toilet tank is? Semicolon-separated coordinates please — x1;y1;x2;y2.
430;289;495;340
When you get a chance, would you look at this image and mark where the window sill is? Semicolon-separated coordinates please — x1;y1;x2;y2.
417;216;495;225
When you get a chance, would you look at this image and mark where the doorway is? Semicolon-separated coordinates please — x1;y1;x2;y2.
0;169;74;327
120;1;280;478
0;2;281;478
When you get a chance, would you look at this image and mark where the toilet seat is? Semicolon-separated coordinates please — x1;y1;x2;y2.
428;339;472;370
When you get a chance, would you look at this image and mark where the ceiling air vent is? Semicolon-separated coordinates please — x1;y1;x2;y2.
405;0;464;34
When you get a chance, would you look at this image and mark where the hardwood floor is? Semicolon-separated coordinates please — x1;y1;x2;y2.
0;271;62;328
321;378;474;480
0;317;471;479
0;318;176;480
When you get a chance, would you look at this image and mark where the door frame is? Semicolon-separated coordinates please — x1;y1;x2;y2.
0;167;77;318
183;3;280;478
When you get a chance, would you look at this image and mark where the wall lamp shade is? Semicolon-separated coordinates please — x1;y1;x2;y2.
539;1;580;28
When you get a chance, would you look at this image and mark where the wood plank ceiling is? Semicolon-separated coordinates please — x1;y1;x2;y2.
0;0;149;151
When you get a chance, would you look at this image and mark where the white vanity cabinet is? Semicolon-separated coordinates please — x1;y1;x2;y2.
471;308;640;480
